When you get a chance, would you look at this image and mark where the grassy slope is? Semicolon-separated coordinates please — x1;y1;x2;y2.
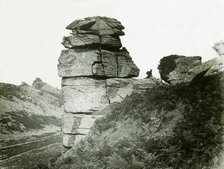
0;83;63;134
0;111;61;134
54;73;224;169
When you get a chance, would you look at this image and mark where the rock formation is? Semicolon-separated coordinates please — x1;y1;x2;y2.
213;41;224;57
58;16;159;148
158;41;224;84
167;56;202;84
32;77;62;97
0;80;63;135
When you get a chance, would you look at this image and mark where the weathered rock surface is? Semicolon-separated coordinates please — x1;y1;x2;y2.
101;50;118;77
66;16;125;36
101;35;122;50
167;56;202;84
62;34;100;49
101;49;140;77
58;16;150;148
106;78;161;103
62;78;109;113
58;49;101;77
62;113;102;134
160;41;224;84
117;48;140;77
58;49;139;78
185;57;224;82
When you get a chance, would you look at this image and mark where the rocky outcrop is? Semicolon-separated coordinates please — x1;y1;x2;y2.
58;17;139;78
58;16;159;148
213;41;224;57
167;56;202;84
0;81;63;135
32;77;62;97
159;41;224;84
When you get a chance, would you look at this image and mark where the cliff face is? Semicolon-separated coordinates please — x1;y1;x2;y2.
0;79;63;134
58;16;160;148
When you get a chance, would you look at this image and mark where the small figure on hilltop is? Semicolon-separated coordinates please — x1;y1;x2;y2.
146;69;153;78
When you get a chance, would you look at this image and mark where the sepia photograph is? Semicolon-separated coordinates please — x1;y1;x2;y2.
0;0;224;168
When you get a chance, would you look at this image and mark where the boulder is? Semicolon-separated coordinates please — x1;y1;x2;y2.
185;57;224;82
62;78;109;113
66;16;125;36
168;56;202;84
62;34;100;49
58;49;101;77
166;41;224;84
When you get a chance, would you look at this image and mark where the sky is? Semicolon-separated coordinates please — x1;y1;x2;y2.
0;0;224;88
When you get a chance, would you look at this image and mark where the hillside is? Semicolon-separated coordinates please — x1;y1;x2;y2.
0;79;63;135
53;72;224;169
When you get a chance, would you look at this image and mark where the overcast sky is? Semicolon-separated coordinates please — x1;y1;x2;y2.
0;0;223;88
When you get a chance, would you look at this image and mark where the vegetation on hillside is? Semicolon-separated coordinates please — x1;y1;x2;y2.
52;73;224;169
0;83;25;101
0;82;63;134
0;111;61;134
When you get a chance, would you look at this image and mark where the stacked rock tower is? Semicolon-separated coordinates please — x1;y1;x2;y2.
58;16;141;148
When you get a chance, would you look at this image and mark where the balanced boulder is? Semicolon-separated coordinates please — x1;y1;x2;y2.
58;16;157;148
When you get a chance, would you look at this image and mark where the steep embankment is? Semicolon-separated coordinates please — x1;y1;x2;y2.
54;73;224;169
0;79;63;135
